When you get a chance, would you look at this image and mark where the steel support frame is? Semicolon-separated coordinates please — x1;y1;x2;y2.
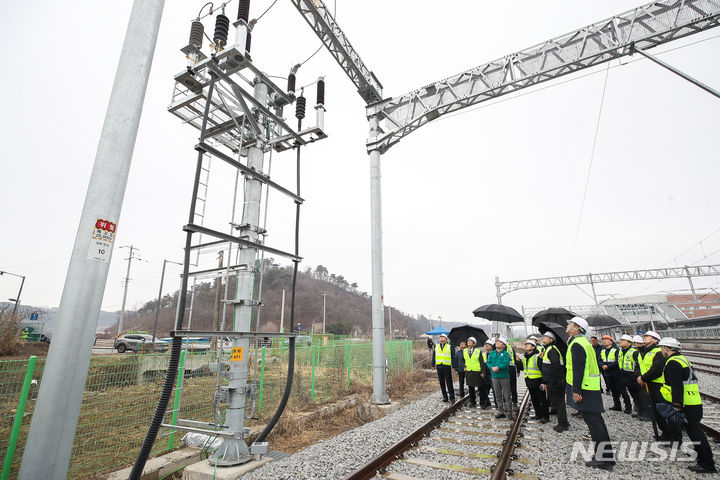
496;264;720;299
366;0;720;153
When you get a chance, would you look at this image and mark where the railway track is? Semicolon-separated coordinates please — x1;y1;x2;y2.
343;387;537;480
699;392;720;441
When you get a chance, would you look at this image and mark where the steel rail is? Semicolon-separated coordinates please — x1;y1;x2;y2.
699;392;720;441
490;391;531;480
342;395;469;480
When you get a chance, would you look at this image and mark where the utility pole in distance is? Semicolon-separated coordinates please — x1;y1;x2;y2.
117;245;139;336
322;293;327;334
19;2;165;478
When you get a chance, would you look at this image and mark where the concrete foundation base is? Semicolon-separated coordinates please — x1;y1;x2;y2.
357;401;403;421
182;457;273;480
107;448;202;480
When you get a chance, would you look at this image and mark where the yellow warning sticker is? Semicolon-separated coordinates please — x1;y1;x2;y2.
230;347;244;362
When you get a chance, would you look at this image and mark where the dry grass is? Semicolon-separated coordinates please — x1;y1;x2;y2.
0;308;22;356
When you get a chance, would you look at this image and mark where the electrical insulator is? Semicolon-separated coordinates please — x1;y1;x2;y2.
316;78;325;106
295;95;306;120
287;73;296;94
213;14;230;50
189;21;204;50
238;0;250;22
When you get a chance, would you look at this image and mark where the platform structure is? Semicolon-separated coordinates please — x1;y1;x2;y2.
164;11;327;467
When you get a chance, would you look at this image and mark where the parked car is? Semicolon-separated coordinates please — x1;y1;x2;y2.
114;334;157;353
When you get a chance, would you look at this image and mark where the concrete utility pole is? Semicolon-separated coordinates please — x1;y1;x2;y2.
322;293;327;334
19;1;165;478
117;245;138;335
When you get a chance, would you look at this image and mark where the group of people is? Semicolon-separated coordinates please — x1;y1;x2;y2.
430;317;716;473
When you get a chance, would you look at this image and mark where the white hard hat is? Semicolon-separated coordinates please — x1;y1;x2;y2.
643;331;661;341
467;336;477;345
620;334;634;342
543;331;556;340
525;339;537;346
485;339;494;345
632;335;643;343
658;337;681;350
497;336;508;345
569;316;589;332
439;333;448;339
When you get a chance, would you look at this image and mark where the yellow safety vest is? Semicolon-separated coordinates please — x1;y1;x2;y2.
600;346;618;363
542;344;564;365
482;350;489;363
660;355;701;406
521;352;542;379
565;335;601;391
463;348;482;372
435;343;452;366
620;347;637;372
536;344;545;354
640;346;664;384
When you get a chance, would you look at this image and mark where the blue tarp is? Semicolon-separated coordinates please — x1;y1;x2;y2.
425;326;450;335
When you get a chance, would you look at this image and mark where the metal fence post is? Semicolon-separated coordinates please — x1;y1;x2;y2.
2;356;37;480
168;350;186;450
345;340;350;388
311;345;316;400
258;347;266;413
389;341;394;373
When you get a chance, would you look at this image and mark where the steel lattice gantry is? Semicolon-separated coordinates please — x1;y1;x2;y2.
496;264;720;303
289;0;720;404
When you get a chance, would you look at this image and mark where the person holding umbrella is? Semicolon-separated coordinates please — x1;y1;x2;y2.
565;317;614;470
487;336;513;419
540;331;569;432
453;341;467;397
431;333;455;403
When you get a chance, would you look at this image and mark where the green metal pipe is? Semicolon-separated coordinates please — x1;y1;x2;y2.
258;347;266;412
311;345;316;400
2;356;37;480
168;350;186;450
345;340;350;388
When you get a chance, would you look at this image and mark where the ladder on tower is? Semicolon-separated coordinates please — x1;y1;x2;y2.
187;153;212;329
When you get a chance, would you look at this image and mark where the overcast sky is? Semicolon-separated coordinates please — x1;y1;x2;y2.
1;1;719;327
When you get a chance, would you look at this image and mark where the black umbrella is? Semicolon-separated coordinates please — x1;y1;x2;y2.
472;304;524;323
531;307;576;327
448;325;489;347
585;314;621;327
536;321;568;356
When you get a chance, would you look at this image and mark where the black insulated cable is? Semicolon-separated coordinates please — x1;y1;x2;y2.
255;99;305;444
129;72;218;480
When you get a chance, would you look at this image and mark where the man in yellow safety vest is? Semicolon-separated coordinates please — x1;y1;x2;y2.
521;339;548;423
565;317;614;470
658;337;715;473
637;331;670;439
432;333;455;404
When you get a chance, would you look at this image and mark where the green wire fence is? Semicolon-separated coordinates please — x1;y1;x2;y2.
0;339;416;479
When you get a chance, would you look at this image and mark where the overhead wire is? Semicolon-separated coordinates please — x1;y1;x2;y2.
568;61;611;270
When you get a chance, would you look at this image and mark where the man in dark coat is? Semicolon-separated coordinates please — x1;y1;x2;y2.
566;317;614;470
658;337;716;473
600;335;631;412
431;333;455;403
590;336;609;394
519;339;549;423
452;341;467;396
637;331;670;438
632;335;651;421
540;331;569;432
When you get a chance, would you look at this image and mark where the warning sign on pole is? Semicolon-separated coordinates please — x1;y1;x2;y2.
230;347;244;362
87;219;116;263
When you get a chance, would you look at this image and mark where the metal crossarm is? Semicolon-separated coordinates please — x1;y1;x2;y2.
367;0;720;153
496;264;720;298
183;223;302;262
288;0;384;104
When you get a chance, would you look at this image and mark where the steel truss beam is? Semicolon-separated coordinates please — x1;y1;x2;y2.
496;264;720;298
288;0;383;104
366;0;720;153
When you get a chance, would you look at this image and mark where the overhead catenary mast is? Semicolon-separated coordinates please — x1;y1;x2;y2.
288;0;720;405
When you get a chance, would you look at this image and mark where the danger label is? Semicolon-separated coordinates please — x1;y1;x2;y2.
87;218;116;263
230;347;244;362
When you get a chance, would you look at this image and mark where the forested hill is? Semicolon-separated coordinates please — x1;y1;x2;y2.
122;263;430;338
